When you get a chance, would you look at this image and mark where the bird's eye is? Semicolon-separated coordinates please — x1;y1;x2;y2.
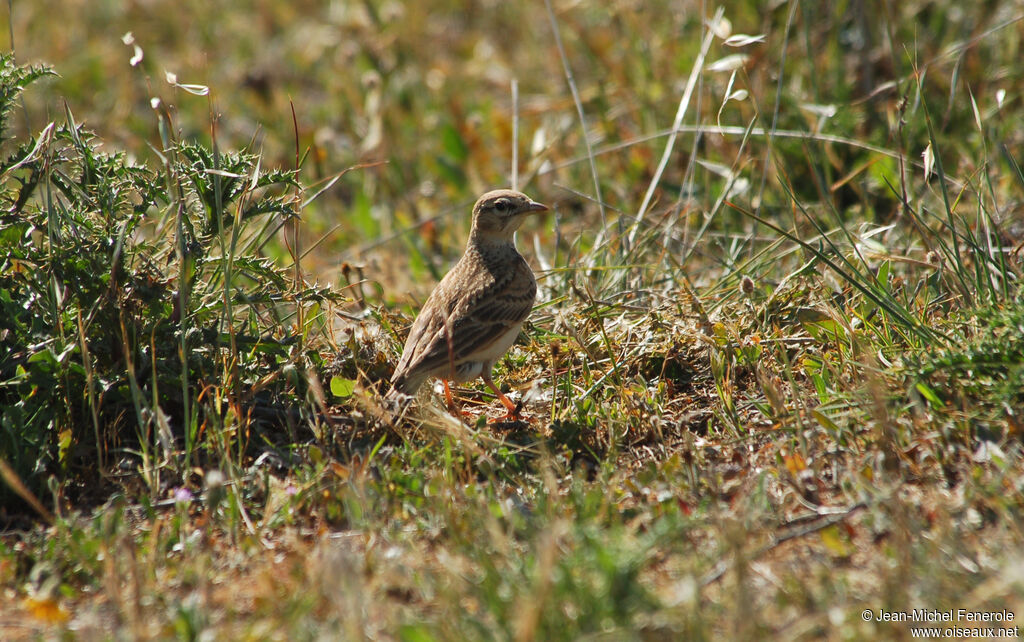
494;199;509;212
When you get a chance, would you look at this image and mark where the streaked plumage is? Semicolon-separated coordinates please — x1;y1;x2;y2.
389;189;548;416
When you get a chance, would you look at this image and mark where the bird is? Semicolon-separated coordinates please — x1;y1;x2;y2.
388;189;548;419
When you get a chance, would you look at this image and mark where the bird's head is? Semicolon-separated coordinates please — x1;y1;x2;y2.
470;189;548;242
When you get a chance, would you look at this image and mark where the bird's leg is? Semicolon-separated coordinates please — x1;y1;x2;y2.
482;372;522;421
443;379;459;412
439;320;472;418
443;380;474;420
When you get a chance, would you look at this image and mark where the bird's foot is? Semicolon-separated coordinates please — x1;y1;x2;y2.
488;398;526;425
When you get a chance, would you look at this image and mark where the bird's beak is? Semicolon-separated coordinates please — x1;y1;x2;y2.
524;200;548;214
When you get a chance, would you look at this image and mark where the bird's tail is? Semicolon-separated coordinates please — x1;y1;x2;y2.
383;372;422;412
387;369;425;397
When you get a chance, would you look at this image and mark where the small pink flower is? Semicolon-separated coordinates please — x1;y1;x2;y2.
173;487;193;504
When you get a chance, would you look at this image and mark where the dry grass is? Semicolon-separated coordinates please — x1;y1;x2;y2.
2;0;1024;639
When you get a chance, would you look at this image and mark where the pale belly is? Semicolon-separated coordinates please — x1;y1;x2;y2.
450;322;524;382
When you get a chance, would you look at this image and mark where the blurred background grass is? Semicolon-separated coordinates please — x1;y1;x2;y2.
16;0;1020;295
15;0;608;289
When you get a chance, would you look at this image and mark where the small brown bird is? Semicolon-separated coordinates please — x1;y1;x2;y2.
389;189;548;417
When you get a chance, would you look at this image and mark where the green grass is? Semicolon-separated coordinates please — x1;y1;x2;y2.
3;1;1024;639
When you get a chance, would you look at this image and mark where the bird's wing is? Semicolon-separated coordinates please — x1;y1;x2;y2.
391;253;535;389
